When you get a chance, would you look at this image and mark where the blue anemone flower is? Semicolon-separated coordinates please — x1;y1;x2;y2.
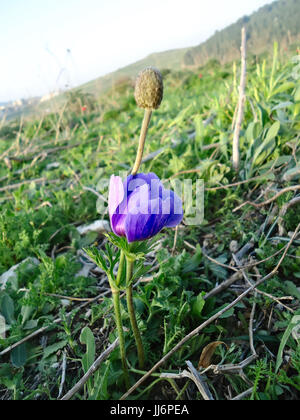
108;172;183;243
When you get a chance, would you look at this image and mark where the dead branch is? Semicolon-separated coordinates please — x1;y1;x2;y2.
0;153;47;184
160;361;214;401
231;387;254;401
0;177;60;193
7;136;99;163
185;361;214;400
60;338;119;400
232;27;247;172
204;272;243;300
202;354;257;376
233;185;300;212
205;172;273;191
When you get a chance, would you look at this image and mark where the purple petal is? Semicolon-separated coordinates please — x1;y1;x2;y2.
108;176;125;236
164;190;184;227
125;197;169;243
125;173;163;200
108;172;183;242
108;175;124;216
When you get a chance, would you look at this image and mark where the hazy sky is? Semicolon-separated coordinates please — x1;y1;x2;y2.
0;0;275;102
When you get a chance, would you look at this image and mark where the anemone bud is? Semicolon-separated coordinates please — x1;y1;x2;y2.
134;67;163;110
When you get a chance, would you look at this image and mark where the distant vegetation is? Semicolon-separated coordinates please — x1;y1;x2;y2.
183;0;300;67
2;0;299;121
79;0;300;99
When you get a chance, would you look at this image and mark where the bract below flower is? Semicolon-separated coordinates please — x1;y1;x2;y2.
108;173;183;243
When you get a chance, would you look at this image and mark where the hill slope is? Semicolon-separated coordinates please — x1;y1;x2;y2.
3;0;299;120
81;0;300;97
183;0;300;67
79;47;189;96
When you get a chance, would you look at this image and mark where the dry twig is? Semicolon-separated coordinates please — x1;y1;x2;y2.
233;185;300;212
232;27;247;172
60;338;119;400
7;137;99;163
231;387;254;401
160;361;214;401
0;177;60;193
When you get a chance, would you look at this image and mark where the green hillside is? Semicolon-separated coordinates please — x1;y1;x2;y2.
3;0;299;119
79;47;189;97
183;0;300;67
79;0;300;98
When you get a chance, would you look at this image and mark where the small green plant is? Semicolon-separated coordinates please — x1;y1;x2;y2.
85;68;183;388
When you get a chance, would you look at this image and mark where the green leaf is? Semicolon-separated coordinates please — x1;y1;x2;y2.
80;326;96;395
219;307;235;319
10;343;27;367
79;231;98;247
23;319;38;330
104;232;129;253
84;247;108;273
259;155;291;173
21;303;34;325
282;166;300;182
169;104;193;128
43;340;67;359
271;101;293;112
80;326;95;373
194;114;204;148
90;360;111;400
257;104;269;126
207;257;227;280
294;85;300;102
275;313;300;373
265;121;280;143
284;281;300;300
250;122;279;171
0;293;15;325
182;244;202;273
0;314;6;338
245;122;261;145
271;82;295;96
192;292;206;318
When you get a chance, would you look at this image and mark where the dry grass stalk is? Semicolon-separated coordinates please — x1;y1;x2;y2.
232;27;247;172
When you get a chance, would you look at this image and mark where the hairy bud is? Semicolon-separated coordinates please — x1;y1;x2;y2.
134;67;163;110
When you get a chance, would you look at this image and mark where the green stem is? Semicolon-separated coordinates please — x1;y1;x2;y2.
111;252;129;388
131;108;152;175
112;291;129;388
125;257;145;369
115;250;125;287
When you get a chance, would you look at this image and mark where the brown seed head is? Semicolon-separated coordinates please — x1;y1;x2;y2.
134;67;163;110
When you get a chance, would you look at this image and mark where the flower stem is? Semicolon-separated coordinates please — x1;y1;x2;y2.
115;249;125;288
131;108;152;175
111;252;129;388
125;257;145;369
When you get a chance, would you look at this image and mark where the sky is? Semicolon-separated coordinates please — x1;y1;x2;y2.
0;0;275;102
